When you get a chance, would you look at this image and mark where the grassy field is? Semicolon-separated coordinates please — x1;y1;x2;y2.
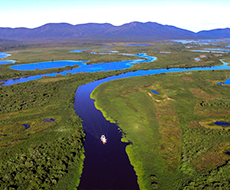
91;69;230;189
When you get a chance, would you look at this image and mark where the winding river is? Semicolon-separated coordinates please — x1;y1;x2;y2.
1;51;230;189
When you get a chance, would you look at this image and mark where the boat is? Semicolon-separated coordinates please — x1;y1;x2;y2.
100;135;107;144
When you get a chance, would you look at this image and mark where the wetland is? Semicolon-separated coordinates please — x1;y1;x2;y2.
0;40;230;189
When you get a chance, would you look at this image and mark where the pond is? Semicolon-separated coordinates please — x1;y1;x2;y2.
69;49;91;53
173;39;224;45
0;60;16;65
0;52;11;59
10;60;89;71
42;118;56;122
0;52;16;65
215;121;230;126
222;77;230;85
152;90;160;95
1;59;229;87
205;48;230;52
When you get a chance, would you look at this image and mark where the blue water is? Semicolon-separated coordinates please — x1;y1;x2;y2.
0;52;11;59
215;121;230;126
225;151;230;155
0;53;157;86
1;59;230;87
69;49;91;53
226;46;230;48
191;50;225;53
103;47;111;49
159;51;171;54
205;49;230;52
152;90;160;95
0;60;16;65
73;58;229;189
10;60;89;71
194;58;200;62
9;51;155;72
22;124;30;130
42;118;56;122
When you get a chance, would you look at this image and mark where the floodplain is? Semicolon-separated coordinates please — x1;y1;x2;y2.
0;40;230;189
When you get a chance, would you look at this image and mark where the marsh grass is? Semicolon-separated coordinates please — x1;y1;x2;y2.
92;69;230;189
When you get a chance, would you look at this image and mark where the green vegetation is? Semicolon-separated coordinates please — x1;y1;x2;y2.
0;69;135;189
0;41;230;189
92;70;230;189
1;41;229;81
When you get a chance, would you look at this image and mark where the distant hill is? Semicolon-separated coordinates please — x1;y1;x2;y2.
0;22;229;41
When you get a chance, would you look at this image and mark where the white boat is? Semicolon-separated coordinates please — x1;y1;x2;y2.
100;135;107;144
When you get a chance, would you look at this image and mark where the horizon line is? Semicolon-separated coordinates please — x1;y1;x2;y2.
1;21;229;33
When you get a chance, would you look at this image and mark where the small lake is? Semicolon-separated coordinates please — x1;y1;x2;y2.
1;52;157;86
22;124;30;130
10;60;89;71
194;58;200;62
152;90;160;95
205;48;230;52
222;77;230;85
215;121;230;126
74;59;229;189
0;52;11;59
0;52;16;65
69;49;91;53
0;60;16;65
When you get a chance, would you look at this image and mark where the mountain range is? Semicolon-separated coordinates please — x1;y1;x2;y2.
0;22;230;41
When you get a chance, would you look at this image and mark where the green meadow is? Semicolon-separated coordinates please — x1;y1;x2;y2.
91;69;230;189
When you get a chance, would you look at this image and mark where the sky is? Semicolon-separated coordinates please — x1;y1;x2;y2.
0;0;229;32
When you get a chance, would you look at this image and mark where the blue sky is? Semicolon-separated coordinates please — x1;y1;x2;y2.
0;0;229;32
